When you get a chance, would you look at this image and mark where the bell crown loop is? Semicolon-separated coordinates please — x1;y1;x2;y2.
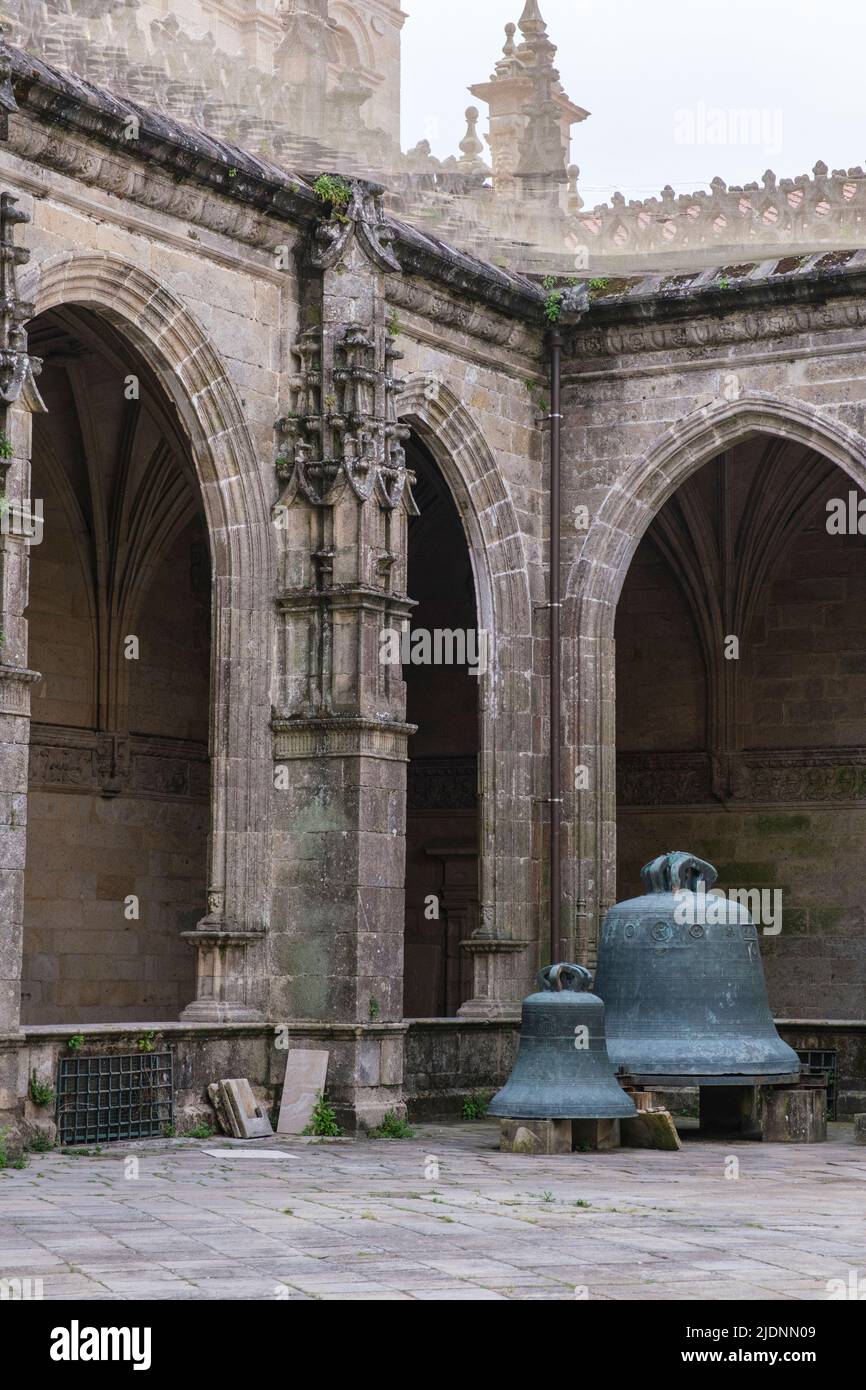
538;962;593;992
641;851;717;894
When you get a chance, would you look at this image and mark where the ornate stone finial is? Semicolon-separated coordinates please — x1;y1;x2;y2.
515;47;567;192
503;21;517;56
567;164;583;213
518;0;547;38
458;106;485;169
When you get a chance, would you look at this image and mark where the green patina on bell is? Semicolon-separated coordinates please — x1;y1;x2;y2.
488;963;637;1120
595;852;801;1086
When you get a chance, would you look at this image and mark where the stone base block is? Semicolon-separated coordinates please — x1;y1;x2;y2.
621;1110;682;1151
571;1118;621;1151
499;1118;572;1154
761;1087;826;1143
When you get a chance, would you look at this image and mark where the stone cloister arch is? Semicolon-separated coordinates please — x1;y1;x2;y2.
23;252;276;1021
399;375;535;1012
566;391;866;960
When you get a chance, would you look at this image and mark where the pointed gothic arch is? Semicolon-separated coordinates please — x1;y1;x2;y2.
565;390;866;960
23;251;276;1018
398;374;535;1004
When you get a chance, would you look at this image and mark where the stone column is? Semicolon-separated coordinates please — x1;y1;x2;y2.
0;184;46;1131
269;182;414;1127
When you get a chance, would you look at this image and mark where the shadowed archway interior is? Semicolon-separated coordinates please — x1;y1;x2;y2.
21;306;210;1023
615;432;866;1020
403;433;480;1018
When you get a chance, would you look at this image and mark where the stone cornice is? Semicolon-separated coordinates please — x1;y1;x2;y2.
9;40;866;349
569;286;866;362
388;274;540;354
2;42;545;328
565;251;866;359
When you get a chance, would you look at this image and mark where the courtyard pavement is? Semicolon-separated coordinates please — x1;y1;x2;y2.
1;1121;864;1301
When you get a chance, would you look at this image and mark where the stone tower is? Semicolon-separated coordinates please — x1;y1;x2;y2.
471;0;588;199
327;0;405;144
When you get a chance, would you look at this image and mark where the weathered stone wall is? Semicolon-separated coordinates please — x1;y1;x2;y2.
403;1019;519;1119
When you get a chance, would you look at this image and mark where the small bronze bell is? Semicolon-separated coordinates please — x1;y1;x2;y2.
488;963;637;1120
595;852;801;1085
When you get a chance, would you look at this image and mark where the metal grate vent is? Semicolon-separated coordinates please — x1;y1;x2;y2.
56;1052;174;1145
796;1048;837;1120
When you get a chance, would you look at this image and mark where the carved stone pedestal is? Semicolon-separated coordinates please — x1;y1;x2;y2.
181;929;265;1023
458;938;525;1020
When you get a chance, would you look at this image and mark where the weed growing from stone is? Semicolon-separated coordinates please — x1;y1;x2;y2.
303;1093;343;1137
368;1111;414;1140
29;1071;55;1106
461;1091;491;1120
313;174;352;223
183;1123;215;1140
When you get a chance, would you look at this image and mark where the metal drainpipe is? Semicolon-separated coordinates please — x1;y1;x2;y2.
549;327;563;965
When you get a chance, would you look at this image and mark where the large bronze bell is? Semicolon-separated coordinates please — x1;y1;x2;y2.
595;852;801;1085
488;963;637;1119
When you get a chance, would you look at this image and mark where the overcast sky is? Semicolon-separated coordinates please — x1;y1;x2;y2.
401;0;865;205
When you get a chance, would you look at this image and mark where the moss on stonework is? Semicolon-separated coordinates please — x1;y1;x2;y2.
715;263;757;282
815;250;857;271
755;814;811;834
714;862;777;884
660;271;701;291
809;907;844;934
587;275;639;299
772;255;808;276
780;908;809;935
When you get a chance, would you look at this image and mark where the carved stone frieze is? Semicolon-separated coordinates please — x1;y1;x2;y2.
28;724;208;799
571;294;866;362
407;756;478;811
617;748;866;807
272;717;415;763
386;276;536;353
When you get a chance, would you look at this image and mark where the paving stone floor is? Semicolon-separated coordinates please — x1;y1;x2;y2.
1;1121;864;1301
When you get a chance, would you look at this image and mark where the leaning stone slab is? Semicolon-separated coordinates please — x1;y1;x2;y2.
276;1050;329;1136
207;1082;232;1136
216;1079;273;1139
621;1110;682;1151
